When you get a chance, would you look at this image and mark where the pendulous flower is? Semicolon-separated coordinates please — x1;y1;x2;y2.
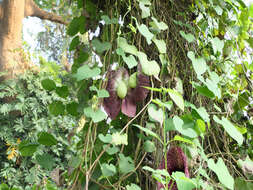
157;146;189;190
103;67;150;119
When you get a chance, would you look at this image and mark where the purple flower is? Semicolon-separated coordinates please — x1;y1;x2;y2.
157;146;189;190
103;67;150;119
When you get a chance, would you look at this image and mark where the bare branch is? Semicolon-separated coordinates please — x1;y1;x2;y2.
0;2;3;20
25;0;68;25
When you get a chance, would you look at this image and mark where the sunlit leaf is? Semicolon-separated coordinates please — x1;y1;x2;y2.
118;37;138;55
208;158;234;190
187;51;207;76
73;65;101;81
111;132;128;145
180;31;195;43
211;37;224;54
213;116;244;146
166;88;184;111
83;107;107;123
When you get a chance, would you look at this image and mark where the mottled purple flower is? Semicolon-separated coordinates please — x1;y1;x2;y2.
103;67;150;119
157;146;189;190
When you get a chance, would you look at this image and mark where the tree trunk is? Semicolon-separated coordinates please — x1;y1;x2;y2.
0;0;67;80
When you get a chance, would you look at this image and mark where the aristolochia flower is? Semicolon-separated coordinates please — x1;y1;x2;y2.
157;146;189;190
103;67;150;119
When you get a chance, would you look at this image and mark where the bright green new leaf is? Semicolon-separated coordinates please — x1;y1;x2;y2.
211;37;224;54
49;101;65;116
101;163;116;177
180;31;195;43
173;135;194;145
152;38;167;53
119;153;135;174
144;140;156;152
38;132;57;146
195;119;206;135
126;183;141;190
83;107;107;123
91;39;111;54
74;65;101;81
41;79;56;91
152;99;173;111
118;37;138;55
111;132;128;145
208;158;234;190
213;116;244;146
98;134;112;143
166;88;184;111
187;51;207;76
137;52;160;76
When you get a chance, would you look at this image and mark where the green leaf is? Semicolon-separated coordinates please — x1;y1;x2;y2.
101;15;118;24
119;153;135;174
173;135;194;145
211;37;224;54
214;6;223;16
18;141;39;156
41;79;56;91
208;158;234;190
89;86;109;98
187;51;207;76
101;163;116;177
66;102;79;116
117;37;138;55
195;119;206;135
55;86;69;98
98;134;112;143
148;104;163;124
111;132;128;145
76;51;89;64
133;124;162;143
180;31;195;43
173;116;197;138
69;36;80;51
152;38;167;53
137;51;160;76
139;0;151;18
73;65;101;81
92;39;111;54
126;183;141;190
166;88;184;111
67;16;86;36
144;140;156;152
151;17;168;31
83;107;107;123
213;116;244;146
36;153;55;170
104;145;119;155
49;101;65;116
192;107;210;122
117;48;138;69
69;156;82;168
192;83;215;99
172;172;196;190
38;132;57;146
237;156;253;175
152;99;173;111
235;177;253;190
136;23;154;45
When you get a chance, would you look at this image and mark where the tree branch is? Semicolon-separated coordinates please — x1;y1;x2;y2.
0;2;3;20
25;0;68;25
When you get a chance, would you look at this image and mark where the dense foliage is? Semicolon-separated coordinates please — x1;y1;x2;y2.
1;0;253;189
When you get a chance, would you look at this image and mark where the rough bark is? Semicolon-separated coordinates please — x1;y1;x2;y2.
0;0;68;80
